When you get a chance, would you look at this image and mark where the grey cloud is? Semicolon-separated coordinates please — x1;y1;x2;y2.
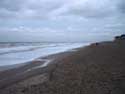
0;0;64;19
117;0;125;13
50;0;125;19
0;0;25;19
57;0;118;19
64;7;113;18
26;0;62;11
0;8;14;19
0;0;124;20
0;0;24;11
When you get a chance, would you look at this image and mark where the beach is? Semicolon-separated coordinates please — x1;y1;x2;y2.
0;37;125;94
0;0;125;93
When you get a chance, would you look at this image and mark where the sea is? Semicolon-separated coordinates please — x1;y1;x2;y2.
0;42;89;66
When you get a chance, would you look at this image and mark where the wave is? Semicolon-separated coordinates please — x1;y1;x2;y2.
0;43;89;66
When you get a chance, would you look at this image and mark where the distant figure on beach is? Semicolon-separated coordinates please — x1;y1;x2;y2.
91;42;99;46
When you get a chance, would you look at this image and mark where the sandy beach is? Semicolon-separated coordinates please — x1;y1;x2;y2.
0;37;125;94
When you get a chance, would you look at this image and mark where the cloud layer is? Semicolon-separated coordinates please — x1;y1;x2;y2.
0;0;125;42
0;0;124;19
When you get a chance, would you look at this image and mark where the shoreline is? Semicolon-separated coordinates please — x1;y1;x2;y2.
0;46;80;90
0;38;125;94
0;43;88;71
0;43;88;67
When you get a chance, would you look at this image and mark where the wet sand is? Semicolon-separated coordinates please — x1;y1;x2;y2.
0;39;125;94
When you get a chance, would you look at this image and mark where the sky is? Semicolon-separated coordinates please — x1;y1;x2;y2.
0;0;125;42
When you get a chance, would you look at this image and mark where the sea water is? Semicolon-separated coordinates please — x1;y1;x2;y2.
0;42;89;66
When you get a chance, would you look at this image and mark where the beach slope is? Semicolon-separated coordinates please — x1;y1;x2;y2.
0;36;125;94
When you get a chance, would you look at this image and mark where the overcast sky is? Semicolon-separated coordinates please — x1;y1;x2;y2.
0;0;125;42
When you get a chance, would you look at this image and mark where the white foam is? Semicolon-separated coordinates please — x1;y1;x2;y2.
0;43;89;66
26;59;52;72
